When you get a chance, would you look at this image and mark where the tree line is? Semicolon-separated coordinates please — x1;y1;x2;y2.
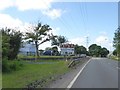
74;44;109;57
2;22;119;60
1;22;68;60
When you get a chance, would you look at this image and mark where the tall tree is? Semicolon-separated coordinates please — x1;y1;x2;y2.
113;26;120;59
25;22;52;57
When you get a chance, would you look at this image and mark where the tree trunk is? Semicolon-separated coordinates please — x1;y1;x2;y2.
35;41;39;58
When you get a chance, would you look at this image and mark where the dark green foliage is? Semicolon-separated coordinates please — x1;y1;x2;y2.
2;58;11;73
88;44;109;57
51;35;68;46
100;47;109;57
1;28;10;58
8;30;22;60
113;49;117;56
2;58;24;73
113;26;120;58
74;44;87;55
1;28;22;60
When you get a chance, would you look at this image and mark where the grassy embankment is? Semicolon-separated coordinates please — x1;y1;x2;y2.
2;58;70;88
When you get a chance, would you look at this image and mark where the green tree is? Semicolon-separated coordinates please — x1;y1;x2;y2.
89;44;109;57
89;44;101;57
74;45;87;55
89;44;97;56
25;23;52;57
100;47;109;57
1;28;10;58
1;28;22;60
113;26;120;59
8;30;22;59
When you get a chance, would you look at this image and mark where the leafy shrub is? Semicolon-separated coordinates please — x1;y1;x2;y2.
2;58;24;73
2;59;11;73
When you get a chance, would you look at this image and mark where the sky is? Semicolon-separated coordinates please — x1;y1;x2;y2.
0;0;119;51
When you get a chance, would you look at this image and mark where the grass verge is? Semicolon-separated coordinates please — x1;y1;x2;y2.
2;60;70;88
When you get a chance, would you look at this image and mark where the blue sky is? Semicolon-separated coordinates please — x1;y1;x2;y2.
0;0;118;51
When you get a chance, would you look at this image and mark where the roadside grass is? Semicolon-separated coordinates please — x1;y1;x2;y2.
2;60;70;88
109;55;120;61
0;73;2;89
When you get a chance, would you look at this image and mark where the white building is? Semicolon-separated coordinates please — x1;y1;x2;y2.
60;43;74;56
19;42;36;56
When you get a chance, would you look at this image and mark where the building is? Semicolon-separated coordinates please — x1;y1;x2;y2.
60;43;74;56
19;42;36;56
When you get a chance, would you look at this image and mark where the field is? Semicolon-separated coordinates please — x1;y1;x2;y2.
2;60;70;88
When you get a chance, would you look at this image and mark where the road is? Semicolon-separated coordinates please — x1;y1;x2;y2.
71;58;118;88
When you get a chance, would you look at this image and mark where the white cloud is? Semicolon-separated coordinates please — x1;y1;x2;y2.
15;0;53;11
0;13;61;34
0;13;32;33
95;35;113;51
0;0;14;10
0;13;23;28
0;0;53;11
42;9;63;19
95;35;108;44
0;0;65;19
69;37;86;46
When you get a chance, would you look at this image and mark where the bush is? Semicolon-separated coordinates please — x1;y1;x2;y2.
2;59;24;73
2;59;11;73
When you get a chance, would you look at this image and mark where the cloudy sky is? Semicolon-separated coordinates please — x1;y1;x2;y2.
0;0;119;51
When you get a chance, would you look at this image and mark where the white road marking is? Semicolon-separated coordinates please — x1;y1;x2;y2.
67;59;91;88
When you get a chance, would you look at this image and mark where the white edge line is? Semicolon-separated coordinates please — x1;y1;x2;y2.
67;59;91;88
